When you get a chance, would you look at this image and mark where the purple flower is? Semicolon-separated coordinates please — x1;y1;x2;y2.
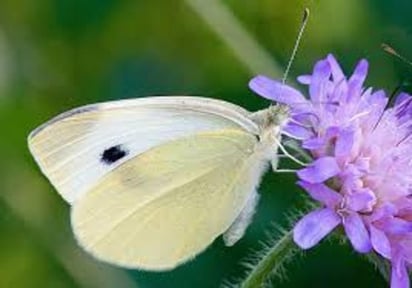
250;55;412;288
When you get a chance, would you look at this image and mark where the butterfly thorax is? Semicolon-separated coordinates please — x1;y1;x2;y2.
250;104;290;161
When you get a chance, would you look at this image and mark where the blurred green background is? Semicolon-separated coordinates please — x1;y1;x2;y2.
1;0;411;287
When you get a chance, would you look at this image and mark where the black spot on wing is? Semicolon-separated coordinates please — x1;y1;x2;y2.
101;145;128;164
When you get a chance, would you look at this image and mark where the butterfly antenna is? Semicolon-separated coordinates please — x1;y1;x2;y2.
382;43;412;106
282;8;310;85
382;43;412;67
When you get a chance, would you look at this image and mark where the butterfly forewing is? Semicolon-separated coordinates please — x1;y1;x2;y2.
28;97;258;203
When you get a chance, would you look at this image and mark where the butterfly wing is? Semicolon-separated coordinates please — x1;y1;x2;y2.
71;129;268;270
28;97;258;203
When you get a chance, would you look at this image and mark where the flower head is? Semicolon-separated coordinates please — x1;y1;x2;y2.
250;55;412;288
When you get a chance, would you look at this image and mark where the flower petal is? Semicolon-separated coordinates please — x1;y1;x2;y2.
297;181;341;208
293;208;341;249
399;207;412;222
375;217;412;234
370;225;391;259
395;95;412;122
329;79;348;106
346;189;377;212
297;157;340;184
391;251;409;288
309;59;332;103
359;89;387;130
327;54;345;82
282;123;313;140
302;137;325;150
399;236;412;263
335;128;355;161
394;92;412;107
249;75;307;104
297;75;311;84
347;59;368;100
370;203;398;222
343;212;372;253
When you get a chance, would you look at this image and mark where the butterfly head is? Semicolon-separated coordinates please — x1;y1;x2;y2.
250;104;290;160
251;104;290;133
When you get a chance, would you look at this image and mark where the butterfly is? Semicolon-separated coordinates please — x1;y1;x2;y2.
28;96;290;271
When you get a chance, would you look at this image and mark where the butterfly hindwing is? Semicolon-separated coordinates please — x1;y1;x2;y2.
70;129;268;270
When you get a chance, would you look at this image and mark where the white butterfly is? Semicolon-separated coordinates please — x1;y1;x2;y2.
27;96;290;271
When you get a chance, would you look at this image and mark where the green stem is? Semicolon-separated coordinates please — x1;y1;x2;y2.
241;230;297;288
364;252;391;283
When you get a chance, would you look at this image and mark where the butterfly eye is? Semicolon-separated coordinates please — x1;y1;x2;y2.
101;145;128;164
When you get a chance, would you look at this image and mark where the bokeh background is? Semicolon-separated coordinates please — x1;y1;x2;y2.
1;0;411;287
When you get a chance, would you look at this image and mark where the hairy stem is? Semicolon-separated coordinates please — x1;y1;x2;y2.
364;252;391;283
241;230;298;288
